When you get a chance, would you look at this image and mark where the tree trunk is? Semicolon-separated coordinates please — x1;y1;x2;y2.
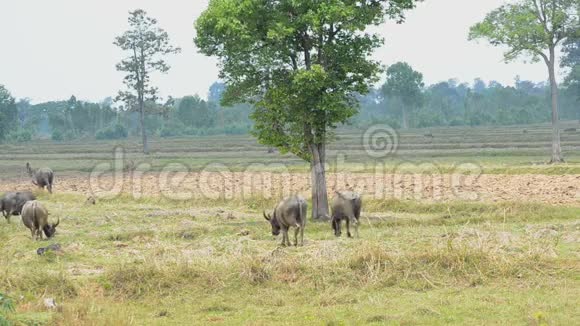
548;47;563;163
310;142;329;220
139;98;149;155
401;105;409;129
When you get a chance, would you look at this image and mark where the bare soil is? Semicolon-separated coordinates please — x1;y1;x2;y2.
3;172;579;205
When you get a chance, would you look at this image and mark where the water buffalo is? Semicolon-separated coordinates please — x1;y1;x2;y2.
21;200;59;240
0;191;36;222
26;163;54;194
331;191;362;238
264;195;307;246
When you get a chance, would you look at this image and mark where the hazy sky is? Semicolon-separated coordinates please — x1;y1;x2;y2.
0;0;559;103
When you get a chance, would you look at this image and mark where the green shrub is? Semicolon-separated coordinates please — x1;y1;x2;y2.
7;129;33;142
0;292;14;326
182;126;198;136
449;118;465;126
224;124;250;135
180;125;250;136
51;129;64;141
63;130;76;140
160;127;181;138
96;124;128;140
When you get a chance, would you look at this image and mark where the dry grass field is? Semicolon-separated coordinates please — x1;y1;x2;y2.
1;124;579;325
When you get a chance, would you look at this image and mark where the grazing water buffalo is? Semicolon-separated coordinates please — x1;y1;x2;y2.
21;201;59;240
26;163;54;194
264;195;307;246
0;191;36;222
331;191;362;238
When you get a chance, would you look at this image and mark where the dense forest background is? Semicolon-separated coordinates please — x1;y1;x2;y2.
1;76;578;143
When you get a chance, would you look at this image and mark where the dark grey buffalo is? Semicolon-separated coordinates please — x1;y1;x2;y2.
21;200;59;240
331;191;362;238
26;162;54;194
264;195;307;246
0;191;36;222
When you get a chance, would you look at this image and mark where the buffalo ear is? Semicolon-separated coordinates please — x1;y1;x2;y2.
263;211;270;221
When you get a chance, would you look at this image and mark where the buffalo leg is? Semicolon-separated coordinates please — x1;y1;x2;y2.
284;228;291;246
346;218;352;238
281;227;288;247
300;226;304;246
334;219;342;237
30;228;36;239
285;229;291;246
294;227;300;246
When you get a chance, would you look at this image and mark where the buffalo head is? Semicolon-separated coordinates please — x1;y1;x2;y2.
263;211;281;236
42;217;60;238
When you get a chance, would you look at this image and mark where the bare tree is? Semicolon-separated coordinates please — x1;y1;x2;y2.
114;9;180;154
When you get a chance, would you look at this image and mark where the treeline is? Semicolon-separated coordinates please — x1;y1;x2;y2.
0;76;578;143
356;77;579;129
0;82;252;142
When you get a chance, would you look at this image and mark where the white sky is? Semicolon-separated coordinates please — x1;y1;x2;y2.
0;0;559;104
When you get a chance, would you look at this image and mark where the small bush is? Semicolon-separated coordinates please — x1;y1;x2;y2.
63;130;76;140
449;118;465;126
51;129;64;141
178;125;251;136
181;126;198;136
224;124;250;135
0;293;14;310
7;129;33;143
96;123;128;140
160;120;187;138
0;292;15;325
160;127;182;138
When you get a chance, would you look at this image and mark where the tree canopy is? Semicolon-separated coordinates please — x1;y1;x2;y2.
177;95;214;129
382;62;424;128
469;0;577;65
562;37;580;101
0;85;18;142
196;0;417;159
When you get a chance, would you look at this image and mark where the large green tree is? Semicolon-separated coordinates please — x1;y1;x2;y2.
196;0;418;219
469;0;578;163
382;62;424;129
0;85;18;142
177;95;214;129
115;9;180;154
562;37;580;101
